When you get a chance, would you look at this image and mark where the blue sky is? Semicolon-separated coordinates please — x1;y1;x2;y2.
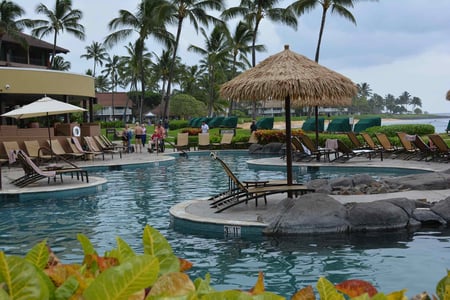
14;0;450;113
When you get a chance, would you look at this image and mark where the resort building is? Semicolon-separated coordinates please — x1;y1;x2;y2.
94;92;133;122
0;32;96;138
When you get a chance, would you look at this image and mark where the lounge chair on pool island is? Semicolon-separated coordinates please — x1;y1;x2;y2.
11;150;89;187
209;152;314;213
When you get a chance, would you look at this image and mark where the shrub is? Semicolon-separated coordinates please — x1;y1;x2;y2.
169;120;189;130
0;225;448;299
365;124;435;137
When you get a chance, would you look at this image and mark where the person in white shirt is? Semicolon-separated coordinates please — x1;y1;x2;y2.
201;121;209;133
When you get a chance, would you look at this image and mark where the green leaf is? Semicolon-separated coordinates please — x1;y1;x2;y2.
0;288;10;300
25;239;49;270
83;254;159;300
252;291;285;300
194;273;216;297
201;290;252;300
436;270;450;300
371;293;388;300
55;275;79;300
143;225;173;257
115;237;135;263
317;277;345;300
0;253;49;300
77;233;97;256
159;254;181;275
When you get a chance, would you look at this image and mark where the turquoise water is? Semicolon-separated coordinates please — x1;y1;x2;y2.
0;153;448;297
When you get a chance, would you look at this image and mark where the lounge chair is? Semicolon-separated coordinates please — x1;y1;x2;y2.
48;139;85;160
11;150;88;187
84;136;119;159
412;135;438;161
174;133;189;152
3;141;23;165
23;140;53;163
291;136;313;161
93;136;123;158
209;153;314;213
428;134;450;161
197;133;210;150
298;133;337;161
396;132;419;159
375;133;402;157
212;133;233;149
347;132;368;150
66;137;102;160
99;135;126;152
332;140;378;162
360;133;383;151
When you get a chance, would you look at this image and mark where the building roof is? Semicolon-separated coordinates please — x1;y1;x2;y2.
2;32;69;53
96;92;132;108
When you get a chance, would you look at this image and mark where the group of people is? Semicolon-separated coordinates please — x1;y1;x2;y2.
122;122;166;153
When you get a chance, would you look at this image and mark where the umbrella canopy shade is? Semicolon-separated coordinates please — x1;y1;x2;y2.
145;111;155;117
446;90;450;101
1;96;86;119
220;45;357;106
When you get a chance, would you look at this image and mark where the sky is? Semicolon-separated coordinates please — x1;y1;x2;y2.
13;0;450;114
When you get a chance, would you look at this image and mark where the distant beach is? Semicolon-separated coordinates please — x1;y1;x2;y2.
245;114;450;133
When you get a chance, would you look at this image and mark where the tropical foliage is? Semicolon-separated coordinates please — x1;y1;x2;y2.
0;225;449;299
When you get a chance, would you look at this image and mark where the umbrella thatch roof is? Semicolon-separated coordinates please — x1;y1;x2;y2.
220;45;357;106
447;90;450;101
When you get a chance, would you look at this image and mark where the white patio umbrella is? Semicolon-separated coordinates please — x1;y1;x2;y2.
1;96;86;157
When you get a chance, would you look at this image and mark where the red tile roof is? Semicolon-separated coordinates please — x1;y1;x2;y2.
96;92;132;108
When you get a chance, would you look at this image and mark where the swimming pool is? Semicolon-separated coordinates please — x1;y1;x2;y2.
0;152;448;297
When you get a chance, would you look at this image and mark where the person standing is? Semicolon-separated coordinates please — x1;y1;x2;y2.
201;121;209;133
141;124;147;148
250;120;257;133
134;123;143;153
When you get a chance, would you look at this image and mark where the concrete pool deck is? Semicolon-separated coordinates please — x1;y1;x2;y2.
1;150;449;234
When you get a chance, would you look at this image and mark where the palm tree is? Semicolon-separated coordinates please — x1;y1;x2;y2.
161;0;224;120
31;0;85;68
0;0;33;53
102;54;122;121
188;25;231;116
222;21;264;115
222;0;297;118
398;91;411;113
288;0;372;62
80;41;108;77
223;0;297;68
51;55;70;70
105;0;173;123
121;42;153;122
94;75;110;93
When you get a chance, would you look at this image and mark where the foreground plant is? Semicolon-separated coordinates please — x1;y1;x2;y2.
0;224;448;299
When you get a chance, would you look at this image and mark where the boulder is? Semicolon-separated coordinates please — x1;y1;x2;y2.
384;172;450;190
262;194;349;235
412;208;447;226
307;179;332;194
431;197;450;222
346;199;411;231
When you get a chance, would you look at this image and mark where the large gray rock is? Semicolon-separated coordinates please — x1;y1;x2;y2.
346;199;411;231
384;172;450;190
261;194;349;235
431;197;450;222
412;208;447;225
307;179;332;194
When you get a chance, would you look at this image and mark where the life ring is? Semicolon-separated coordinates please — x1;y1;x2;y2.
72;126;81;137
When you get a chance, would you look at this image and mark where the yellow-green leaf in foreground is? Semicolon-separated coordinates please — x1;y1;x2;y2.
115;236;136;263
25;239;49;270
143;224;173;256
77;233;97;256
83;254;159;300
317;277;345;300
0;253;49;300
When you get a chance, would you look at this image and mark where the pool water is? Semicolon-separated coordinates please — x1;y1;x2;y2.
0;152;448;297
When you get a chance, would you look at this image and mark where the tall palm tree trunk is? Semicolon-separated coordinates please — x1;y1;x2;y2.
163;18;184;120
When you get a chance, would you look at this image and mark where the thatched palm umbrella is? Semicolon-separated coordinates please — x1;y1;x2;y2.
446;90;450;101
220;45;357;189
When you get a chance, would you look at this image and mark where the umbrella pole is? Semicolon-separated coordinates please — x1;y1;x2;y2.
285;96;293;198
47;113;54;161
314;106;320;161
